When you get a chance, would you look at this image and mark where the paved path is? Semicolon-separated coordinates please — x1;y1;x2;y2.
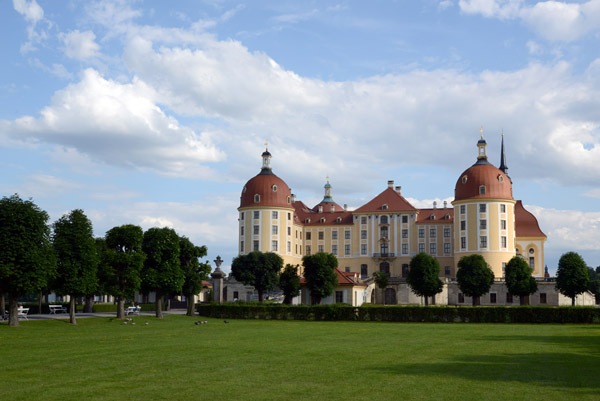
15;309;189;320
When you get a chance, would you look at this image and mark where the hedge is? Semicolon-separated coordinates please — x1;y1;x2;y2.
91;303;164;313
197;303;600;324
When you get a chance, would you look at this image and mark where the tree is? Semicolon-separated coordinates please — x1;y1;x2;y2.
179;236;210;316
456;254;494;306
0;194;55;326
100;225;145;319
141;227;183;319
231;251;283;302
407;252;443;306
587;266;600;304
302;252;338;305
556;252;590;306
52;209;99;324
372;271;390;305
279;264;301;304
504;256;537;305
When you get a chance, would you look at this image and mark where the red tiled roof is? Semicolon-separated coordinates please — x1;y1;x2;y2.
202;280;212;287
515;200;546;238
312;201;344;213
454;163;512;201
300;268;367;287
354;187;417;213
240;173;293;209
293;201;353;226
416;208;454;224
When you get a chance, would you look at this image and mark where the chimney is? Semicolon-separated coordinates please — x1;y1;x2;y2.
343;204;348;211
395;186;402;195
318;206;323;213
291;194;296;203
387;180;394;188
330;205;335;213
433;201;437;209
443;201;447;209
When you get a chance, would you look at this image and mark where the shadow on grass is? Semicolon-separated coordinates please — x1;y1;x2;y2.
479;334;600;356
375;351;600;396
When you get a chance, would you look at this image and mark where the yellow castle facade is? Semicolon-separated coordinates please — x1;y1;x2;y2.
238;136;547;283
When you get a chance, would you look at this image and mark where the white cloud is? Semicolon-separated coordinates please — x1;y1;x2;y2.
61;30;101;60
17;174;82;198
527;204;600;252
406;197;454;209
13;0;51;53
119;33;600;189
582;188;600;198
0;69;225;177
459;0;600;42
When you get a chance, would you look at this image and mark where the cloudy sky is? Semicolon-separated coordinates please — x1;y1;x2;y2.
1;0;599;273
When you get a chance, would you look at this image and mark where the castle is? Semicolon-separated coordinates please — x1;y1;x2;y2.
236;136;594;306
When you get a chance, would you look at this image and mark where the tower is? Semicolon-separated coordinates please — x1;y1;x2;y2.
452;135;516;278
238;147;298;266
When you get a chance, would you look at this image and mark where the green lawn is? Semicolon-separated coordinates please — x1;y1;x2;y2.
1;316;599;400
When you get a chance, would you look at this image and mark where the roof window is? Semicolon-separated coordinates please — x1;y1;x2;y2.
254;194;260;203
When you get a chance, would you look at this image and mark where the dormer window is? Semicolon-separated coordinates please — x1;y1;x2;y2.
318;206;323;213
320;218;326;223
479;185;486;195
254;194;260;203
272;185;277;192
444;214;450;220
286;196;291;204
462;175;468;184
305;218;311;224
498;174;504;182
336;217;342;223
382;204;388;210
430;214;435;220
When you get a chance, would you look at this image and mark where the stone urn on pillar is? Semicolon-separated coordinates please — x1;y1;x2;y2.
211;256;226;303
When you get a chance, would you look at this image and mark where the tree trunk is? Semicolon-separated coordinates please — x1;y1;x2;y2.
185;293;195;317
38;290;43;315
84;295;94;313
572;297;575;306
1;294;5;319
424;296;429;306
258;289;264;302
69;296;77;325
472;296;477;307
116;296;125;319
283;295;292;305
156;295;163;319
8;294;19;327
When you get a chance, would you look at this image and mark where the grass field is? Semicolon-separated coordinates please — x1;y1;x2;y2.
1;316;599;400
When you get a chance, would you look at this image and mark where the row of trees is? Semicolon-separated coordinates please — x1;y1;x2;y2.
231;248;595;307
404;251;593;306
0;194;210;326
231;251;339;304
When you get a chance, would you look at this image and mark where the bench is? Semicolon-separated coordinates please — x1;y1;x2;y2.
17;307;29;320
49;305;68;314
125;305;141;316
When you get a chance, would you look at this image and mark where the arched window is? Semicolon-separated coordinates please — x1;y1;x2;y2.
479;185;486;195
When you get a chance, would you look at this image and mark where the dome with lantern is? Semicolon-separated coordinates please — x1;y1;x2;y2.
239;147;293;209
454;135;513;202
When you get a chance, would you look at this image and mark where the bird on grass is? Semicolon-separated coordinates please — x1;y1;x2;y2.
145;321;149;325
224;320;229;324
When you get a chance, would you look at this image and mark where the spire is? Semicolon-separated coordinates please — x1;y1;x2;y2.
475;127;490;164
259;141;273;175
322;177;333;203
499;133;508;174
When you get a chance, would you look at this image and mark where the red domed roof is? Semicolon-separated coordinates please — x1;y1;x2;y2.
240;172;292;209
454;162;512;201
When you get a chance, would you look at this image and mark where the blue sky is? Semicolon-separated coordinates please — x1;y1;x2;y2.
1;0;600;273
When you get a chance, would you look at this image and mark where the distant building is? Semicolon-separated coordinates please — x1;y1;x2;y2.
236;136;595;306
